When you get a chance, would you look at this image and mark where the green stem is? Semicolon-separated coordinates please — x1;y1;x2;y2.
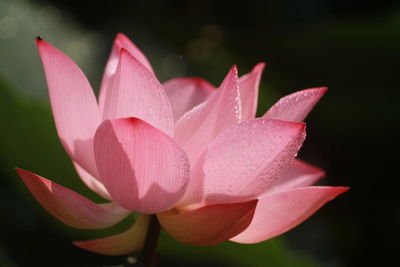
141;215;161;267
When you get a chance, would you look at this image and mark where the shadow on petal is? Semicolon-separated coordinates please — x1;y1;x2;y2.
158;199;258;246
93;118;190;214
74;214;150;255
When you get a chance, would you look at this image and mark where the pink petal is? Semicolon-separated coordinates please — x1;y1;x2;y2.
16;168;129;229
99;33;154;111
180;118;306;206
157;200;257;246
74;214;150;255
163;77;214;121
94;118;190;214
73;162;112;200
36;39;100;177
238;63;266;121
267;159;325;193
263;87;328;122
102;49;174;136
230;186;348;244
174;65;241;165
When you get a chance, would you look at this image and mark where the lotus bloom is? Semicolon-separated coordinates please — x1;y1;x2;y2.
17;33;347;256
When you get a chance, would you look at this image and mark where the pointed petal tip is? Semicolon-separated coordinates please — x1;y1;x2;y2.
35;37;100;176
101;43;173;135
115;33;134;45
278;119;306;131
334;186;350;196
321;185;349;198
116;32;127;38
35;37;45;46
263;87;329;122
302;86;328;98
297;121;306;129
313;86;328;94
226;64;238;77
35;37;51;48
271;118;306;128
309;185;350;201
228;65;239;82
231;64;238;73
16;167;36;181
254;62;267;71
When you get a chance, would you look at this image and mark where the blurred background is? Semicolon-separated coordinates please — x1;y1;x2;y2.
0;0;398;266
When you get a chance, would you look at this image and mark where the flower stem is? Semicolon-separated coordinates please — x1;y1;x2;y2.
141;215;161;267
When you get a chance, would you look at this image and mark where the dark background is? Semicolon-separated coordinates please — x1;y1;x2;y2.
0;0;398;266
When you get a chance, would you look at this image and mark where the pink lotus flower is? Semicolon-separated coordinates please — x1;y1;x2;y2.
17;33;348;255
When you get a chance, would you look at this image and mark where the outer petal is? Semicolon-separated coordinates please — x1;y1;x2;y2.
102;49;174;136
16;168;129;229
180;118;306;206
230;186;348;244
174;65;241;165
267;159;325;193
74;214;150;255
238;63;266;121
99;33;154;111
158;200;257;246
94;118;190;214
36;38;100;177
163;77;214;121
263;87;328;122
73;162;112;200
